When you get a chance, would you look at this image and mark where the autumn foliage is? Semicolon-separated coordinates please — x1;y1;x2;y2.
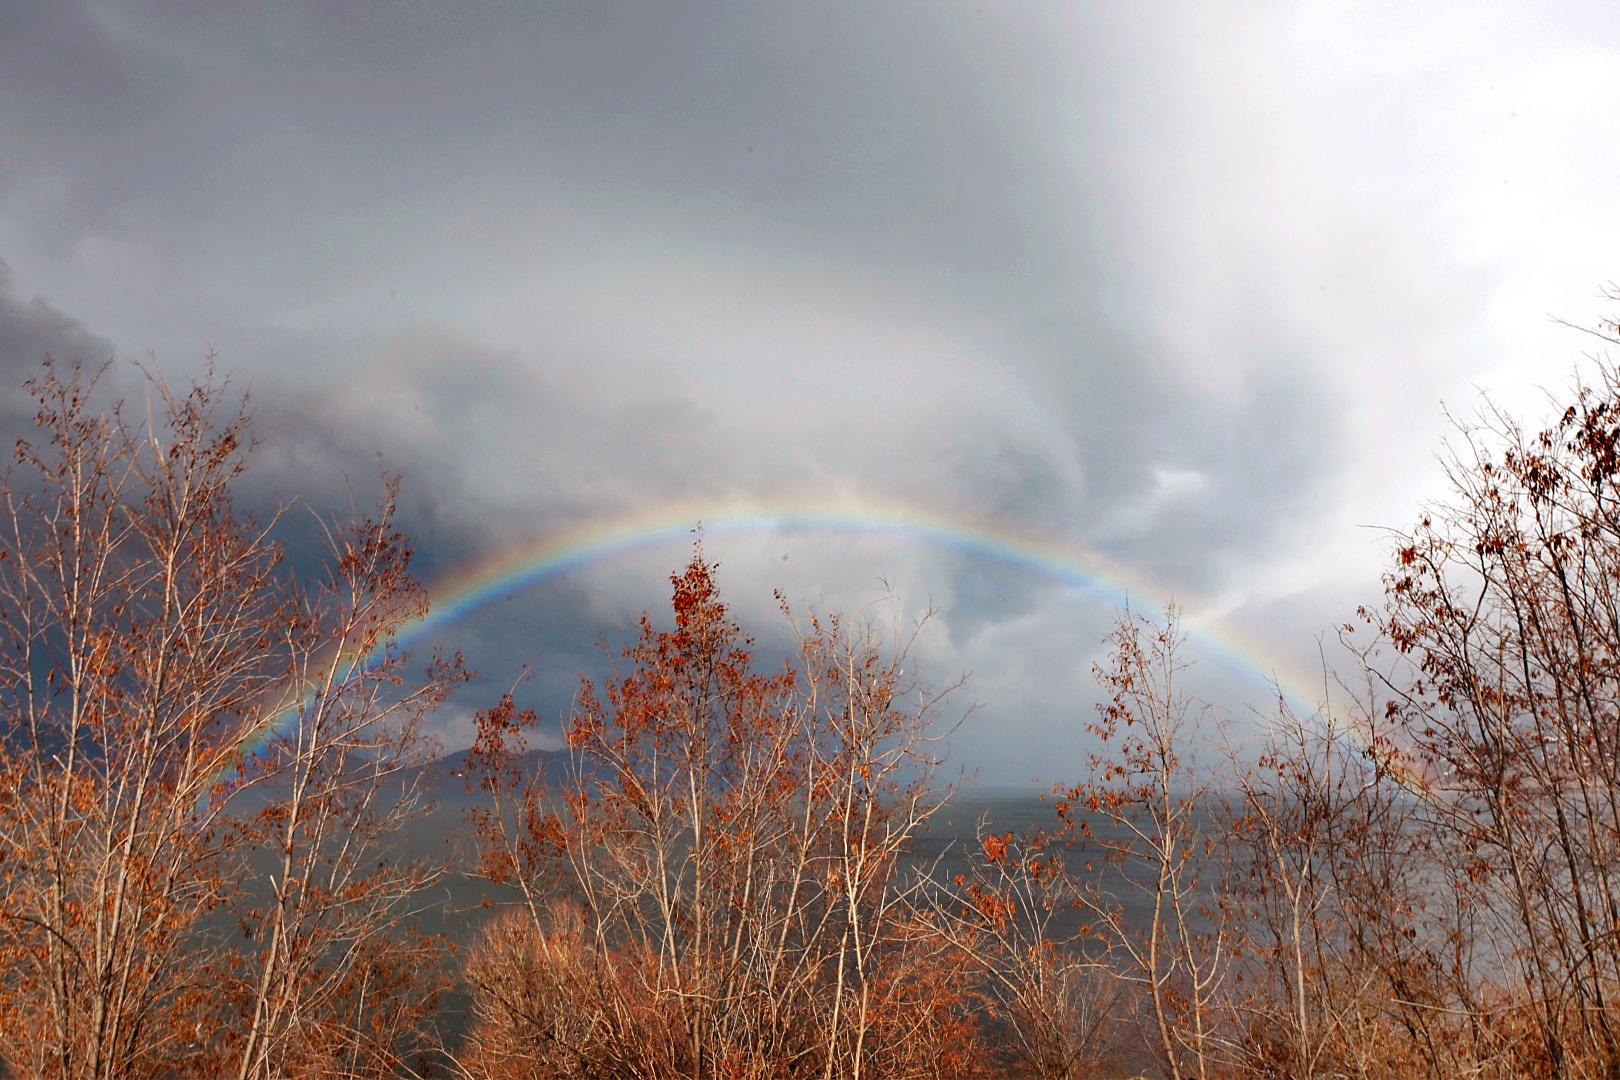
0;362;460;1079
462;553;982;1079
1035;342;1620;1080
14;326;1620;1079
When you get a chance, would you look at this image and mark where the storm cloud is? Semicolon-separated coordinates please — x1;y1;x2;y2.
2;3;1618;780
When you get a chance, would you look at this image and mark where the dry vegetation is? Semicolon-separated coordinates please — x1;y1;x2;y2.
0;362;462;1078
10;321;1620;1077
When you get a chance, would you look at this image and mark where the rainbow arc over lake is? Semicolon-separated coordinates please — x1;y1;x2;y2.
221;492;1332;774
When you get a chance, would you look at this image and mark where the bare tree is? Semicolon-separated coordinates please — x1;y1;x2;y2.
464;549;975;1079
0;360;458;1079
1365;350;1620;1079
1059;606;1232;1080
226;482;465;1080
924;822;1121;1079
0;361;294;1077
1220;683;1484;1080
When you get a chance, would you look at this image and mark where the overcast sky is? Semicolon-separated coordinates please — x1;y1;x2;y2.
3;2;1619;784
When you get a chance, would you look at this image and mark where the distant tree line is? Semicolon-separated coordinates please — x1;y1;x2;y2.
9;317;1620;1078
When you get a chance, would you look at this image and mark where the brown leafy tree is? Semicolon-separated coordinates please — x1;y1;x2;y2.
1220;688;1497;1080
1058;607;1232;1080
1365;347;1620;1079
223;483;465;1080
463;549;976;1079
0;361;459;1079
923;823;1121;1080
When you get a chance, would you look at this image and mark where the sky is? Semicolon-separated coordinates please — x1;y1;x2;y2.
2;2;1619;785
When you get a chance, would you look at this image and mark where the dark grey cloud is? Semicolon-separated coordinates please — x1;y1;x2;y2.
2;3;1616;778
2;4;1039;250
0;261;115;431
0;2;1030;302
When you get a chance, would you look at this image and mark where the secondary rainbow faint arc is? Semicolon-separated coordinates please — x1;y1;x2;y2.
220;494;1332;778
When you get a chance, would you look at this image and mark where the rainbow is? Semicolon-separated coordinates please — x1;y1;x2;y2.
424;493;1326;700
217;493;1340;783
